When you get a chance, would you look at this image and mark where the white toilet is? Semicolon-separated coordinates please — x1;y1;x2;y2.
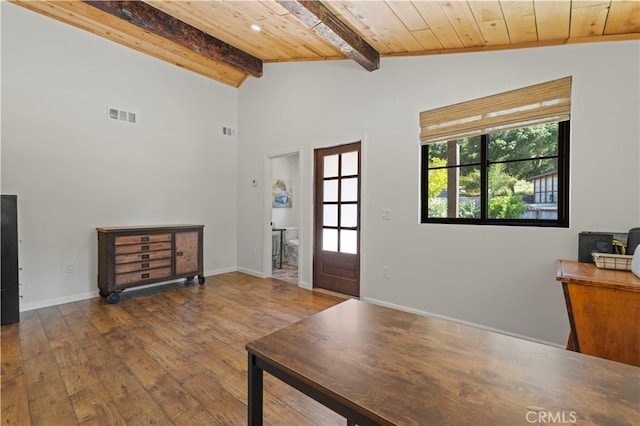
284;228;299;266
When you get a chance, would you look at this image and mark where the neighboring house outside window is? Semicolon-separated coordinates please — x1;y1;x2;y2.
532;170;558;204
520;170;560;220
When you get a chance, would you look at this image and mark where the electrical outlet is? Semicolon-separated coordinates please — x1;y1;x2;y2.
66;263;74;274
382;265;390;278
381;209;391;220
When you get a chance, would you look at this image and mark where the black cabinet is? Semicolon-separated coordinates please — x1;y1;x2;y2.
1;195;20;325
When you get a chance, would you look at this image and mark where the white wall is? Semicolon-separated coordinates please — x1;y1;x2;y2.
1;3;239;310
238;41;640;345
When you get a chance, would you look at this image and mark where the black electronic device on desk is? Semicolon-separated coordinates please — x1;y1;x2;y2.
578;228;640;263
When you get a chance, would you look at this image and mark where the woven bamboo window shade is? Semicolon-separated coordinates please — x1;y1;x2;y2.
420;77;572;145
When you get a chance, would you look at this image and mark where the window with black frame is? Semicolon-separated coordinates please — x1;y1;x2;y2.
419;77;571;227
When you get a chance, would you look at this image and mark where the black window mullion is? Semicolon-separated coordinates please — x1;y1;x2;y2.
480;134;488;221
421;145;429;222
337;154;343;251
557;120;570;226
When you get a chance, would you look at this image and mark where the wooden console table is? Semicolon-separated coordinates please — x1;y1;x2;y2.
97;225;205;304
246;299;639;425
556;259;640;366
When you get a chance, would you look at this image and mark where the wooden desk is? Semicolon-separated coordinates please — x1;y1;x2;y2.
556;259;640;367
246;299;639;425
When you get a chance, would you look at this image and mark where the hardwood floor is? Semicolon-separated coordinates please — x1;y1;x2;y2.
1;272;348;425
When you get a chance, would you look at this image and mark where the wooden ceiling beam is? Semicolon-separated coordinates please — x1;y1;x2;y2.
277;0;380;72
81;0;263;78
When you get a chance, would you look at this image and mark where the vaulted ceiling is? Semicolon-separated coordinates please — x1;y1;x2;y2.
10;1;640;88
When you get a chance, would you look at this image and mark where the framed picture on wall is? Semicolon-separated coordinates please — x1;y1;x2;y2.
272;178;292;208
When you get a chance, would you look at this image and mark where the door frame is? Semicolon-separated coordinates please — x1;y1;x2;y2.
309;135;368;295
262;148;303;283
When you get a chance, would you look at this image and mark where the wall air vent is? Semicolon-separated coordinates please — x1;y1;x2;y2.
109;107;137;124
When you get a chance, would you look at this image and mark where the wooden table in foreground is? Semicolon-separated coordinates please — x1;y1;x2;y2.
556;259;640;367
246;299;639;425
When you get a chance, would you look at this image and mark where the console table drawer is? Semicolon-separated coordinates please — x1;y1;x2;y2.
115;259;172;274
115;242;172;255
115;267;172;286
115;234;171;245
115;250;172;264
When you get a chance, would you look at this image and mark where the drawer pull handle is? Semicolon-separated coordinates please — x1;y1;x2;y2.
141;245;149;251
141;236;150;242
141;273;150;279
176;251;184;256
141;263;149;269
141;254;150;260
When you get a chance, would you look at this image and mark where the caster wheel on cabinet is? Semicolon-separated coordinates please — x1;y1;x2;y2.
99;289;108;297
198;276;206;285
186;276;194;282
107;292;121;304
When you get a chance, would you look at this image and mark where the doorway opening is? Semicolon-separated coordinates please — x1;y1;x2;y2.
267;151;300;285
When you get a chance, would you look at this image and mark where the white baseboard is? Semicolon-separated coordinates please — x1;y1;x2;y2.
205;267;237;276
20;267;240;312
236;267;265;278
298;281;311;290
20;292;98;312
362;296;564;349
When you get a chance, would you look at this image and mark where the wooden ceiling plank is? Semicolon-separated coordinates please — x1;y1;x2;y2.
80;0;263;78
438;0;487;47
320;1;419;53
319;1;390;53
500;0;538;43
246;3;346;58
413;1;465;49
384;1;450;51
534;0;570;41
383;31;639;59
467;1;511;46
386;1;428;32
150;1;267;56
570;1;611;38
9;0;247;88
604;0;640;35
276;0;380;71
78;4;248;85
411;28;445;51
349;1;425;52
155;0;342;61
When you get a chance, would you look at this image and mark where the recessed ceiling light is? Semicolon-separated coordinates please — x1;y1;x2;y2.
251;24;261;32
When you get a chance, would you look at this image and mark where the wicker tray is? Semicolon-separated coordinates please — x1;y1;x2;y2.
592;253;633;271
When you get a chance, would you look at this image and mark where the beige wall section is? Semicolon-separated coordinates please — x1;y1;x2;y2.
1;3;239;310
238;41;640;346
